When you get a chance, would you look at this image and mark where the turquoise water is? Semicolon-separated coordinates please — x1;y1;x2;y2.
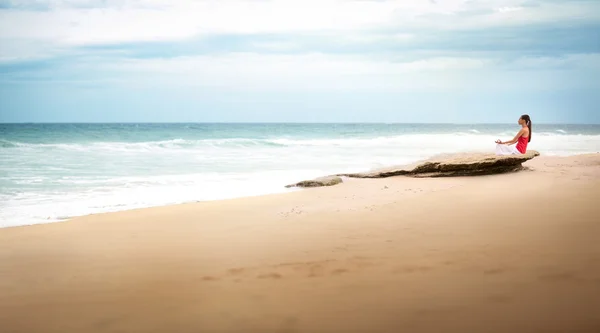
1;123;599;227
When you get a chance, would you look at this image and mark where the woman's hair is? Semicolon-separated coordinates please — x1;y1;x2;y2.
521;114;532;142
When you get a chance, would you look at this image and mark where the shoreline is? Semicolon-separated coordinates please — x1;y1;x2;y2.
1;187;303;230
1;153;600;333
1;149;551;229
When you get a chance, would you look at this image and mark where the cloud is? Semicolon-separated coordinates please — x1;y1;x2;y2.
4;50;598;96
2;1;599;47
504;53;600;71
0;0;170;10
0;0;598;98
0;51;492;93
496;6;523;13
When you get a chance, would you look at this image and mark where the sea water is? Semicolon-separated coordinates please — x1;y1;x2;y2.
1;123;599;227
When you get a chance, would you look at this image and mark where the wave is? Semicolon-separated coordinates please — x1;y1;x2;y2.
2;132;600;152
0;138;287;151
534;132;585;137
0;169;315;228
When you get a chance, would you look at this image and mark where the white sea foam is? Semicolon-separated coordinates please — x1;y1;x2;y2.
2;132;599;151
0;170;314;228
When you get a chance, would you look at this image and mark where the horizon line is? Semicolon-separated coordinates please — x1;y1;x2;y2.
1;121;600;126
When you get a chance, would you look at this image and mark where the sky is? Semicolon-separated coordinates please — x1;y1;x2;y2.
0;0;599;123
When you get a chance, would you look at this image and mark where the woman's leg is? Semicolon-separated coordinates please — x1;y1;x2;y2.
496;144;519;155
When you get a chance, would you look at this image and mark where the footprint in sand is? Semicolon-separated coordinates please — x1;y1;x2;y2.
228;268;246;276
483;268;507;275
331;268;349;275
257;273;283;279
393;265;432;274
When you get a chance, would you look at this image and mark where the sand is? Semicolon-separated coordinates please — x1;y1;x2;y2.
1;154;600;333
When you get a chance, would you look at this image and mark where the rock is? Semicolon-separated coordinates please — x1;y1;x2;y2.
413;150;540;177
285;176;343;188
285;151;540;188
342;150;540;179
339;167;411;179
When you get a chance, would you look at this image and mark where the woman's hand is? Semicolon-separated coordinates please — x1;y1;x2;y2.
495;139;502;144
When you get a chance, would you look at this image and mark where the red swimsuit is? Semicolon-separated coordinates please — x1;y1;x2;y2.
516;135;529;154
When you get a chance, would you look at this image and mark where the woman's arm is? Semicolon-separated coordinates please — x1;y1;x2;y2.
496;129;524;145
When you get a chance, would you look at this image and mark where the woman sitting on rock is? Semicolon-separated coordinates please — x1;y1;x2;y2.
495;114;532;155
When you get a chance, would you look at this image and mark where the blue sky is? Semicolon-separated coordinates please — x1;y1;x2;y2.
0;0;599;123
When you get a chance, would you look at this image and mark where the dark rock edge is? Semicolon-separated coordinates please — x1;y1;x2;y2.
285;151;540;188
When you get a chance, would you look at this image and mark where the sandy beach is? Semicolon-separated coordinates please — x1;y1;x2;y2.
1;154;599;333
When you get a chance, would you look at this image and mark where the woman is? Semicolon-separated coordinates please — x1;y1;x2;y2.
495;114;532;155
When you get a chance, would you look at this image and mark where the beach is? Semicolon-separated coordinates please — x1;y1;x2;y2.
3;0;600;330
1;153;599;333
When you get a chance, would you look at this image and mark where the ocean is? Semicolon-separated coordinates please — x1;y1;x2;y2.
1;123;599;228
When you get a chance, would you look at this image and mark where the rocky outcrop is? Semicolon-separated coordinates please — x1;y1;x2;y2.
285;151;540;187
341;150;540;178
285;176;343;188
